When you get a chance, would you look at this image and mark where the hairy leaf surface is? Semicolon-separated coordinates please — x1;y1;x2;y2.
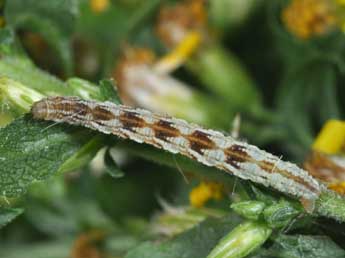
0;115;99;197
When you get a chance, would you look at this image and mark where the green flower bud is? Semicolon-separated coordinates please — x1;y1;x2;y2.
263;200;301;228
0;76;44;114
231;201;266;220
207;221;272;258
153;206;226;237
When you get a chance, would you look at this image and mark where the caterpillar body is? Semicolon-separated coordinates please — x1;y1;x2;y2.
31;96;324;205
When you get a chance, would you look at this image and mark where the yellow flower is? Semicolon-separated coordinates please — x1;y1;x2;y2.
90;0;109;13
312;120;345;154
189;181;224;208
282;0;337;39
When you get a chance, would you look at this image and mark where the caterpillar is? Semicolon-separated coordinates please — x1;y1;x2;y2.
31;96;324;206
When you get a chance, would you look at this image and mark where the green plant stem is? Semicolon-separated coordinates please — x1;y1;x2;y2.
57;134;105;174
315;190;345;222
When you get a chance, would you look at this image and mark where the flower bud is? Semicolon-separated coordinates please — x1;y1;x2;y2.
207;221;271;258
231;201;266;221
0;76;44;114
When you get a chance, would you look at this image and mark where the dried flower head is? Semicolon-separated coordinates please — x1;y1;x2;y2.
304;152;345;183
114;47;156;105
156;0;207;47
113;47;207;124
305;119;345;194
71;230;104;258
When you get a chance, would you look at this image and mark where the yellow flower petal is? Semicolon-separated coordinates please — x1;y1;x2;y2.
189;181;224;208
329;181;345;195
90;0;109;13
154;31;201;74
313;120;345;154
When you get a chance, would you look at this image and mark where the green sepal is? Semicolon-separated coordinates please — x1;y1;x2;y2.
231;201;266;221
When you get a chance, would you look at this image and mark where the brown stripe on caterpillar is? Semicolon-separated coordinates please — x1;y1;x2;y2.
186;130;216;154
224;144;251;168
152;120;181;140
119;111;146;131
92;106;116;121
225;156;245;169
225;144;250;160
71;102;93;116
222;145;319;195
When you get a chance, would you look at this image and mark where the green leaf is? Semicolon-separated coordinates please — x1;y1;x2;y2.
77;3;131;45
0;115;100;197
0;27;23;56
0;240;72;258
57;134;104;173
76;0;160;75
25;195;115;236
104;148;124;178
0;58;103;103
275;62;340;158
99;79;122;104
125;215;243;258
0;56;73;96
263;234;345;258
5;0;79;75
0;207;23;229
117;141;235;184
66;77;102;100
